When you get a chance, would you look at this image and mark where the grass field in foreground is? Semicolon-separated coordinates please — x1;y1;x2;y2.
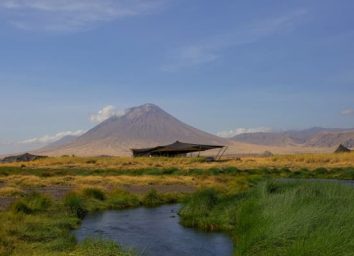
180;181;354;256
0;187;181;255
1;154;354;255
1;180;354;255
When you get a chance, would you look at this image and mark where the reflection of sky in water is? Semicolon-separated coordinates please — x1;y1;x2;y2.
74;204;233;256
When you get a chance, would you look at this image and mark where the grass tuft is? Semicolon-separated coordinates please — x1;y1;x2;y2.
82;188;106;201
70;238;133;256
64;192;88;219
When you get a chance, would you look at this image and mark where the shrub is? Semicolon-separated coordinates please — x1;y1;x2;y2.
142;189;162;207
86;160;97;164
107;190;140;209
83;188;106;201
12;193;51;214
179;188;219;228
27;193;51;211
12;201;32;214
64;193;87;219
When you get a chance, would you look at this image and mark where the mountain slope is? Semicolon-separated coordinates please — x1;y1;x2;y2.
305;131;354;148
38;135;79;152
232;128;354;148
40;104;229;156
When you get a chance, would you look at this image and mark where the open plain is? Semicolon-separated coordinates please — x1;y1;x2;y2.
1;153;354;255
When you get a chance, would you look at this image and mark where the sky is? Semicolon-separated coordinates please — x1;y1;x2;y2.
0;0;354;153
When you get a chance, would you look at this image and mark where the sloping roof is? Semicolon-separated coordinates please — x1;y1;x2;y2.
334;144;351;153
1;153;47;163
131;141;224;156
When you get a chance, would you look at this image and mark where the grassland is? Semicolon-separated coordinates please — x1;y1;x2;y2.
180;181;354;256
1;153;354;204
0;187;182;255
2;151;354;170
0;153;354;255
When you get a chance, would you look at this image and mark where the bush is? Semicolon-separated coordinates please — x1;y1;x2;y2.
64;193;87;219
179;188;220;229
107;190;140;209
86;160;97;164
142;189;162;207
12;201;32;214
27;193;51;211
12;193;51;214
83;188;106;201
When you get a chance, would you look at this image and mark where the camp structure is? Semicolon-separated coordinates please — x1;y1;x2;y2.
1;153;47;163
131;141;227;159
334;144;351;153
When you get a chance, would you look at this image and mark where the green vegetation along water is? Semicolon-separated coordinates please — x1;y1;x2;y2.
74;204;233;256
180;181;354;256
1;179;354;255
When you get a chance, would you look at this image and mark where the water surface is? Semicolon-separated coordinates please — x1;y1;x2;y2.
74;204;233;256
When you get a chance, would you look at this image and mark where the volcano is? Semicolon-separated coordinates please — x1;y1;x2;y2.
40;104;229;156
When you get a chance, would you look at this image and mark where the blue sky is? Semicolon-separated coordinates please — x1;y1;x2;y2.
0;0;354;153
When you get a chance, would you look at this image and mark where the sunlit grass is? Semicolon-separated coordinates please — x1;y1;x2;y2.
2;152;354;170
180;181;354;256
0;187;181;255
1;153;354;255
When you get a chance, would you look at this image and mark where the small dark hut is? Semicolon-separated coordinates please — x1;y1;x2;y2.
1;153;47;163
334;144;351;153
131;141;226;158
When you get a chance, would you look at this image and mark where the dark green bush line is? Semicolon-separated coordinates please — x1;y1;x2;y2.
179;181;354;256
2;166;354;179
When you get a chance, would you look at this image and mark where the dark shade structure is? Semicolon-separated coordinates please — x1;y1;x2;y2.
131;141;225;157
1;153;47;163
334;144;351;153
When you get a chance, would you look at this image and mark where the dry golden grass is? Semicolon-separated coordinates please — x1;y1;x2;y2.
0;174;238;199
0;174;228;188
1;152;354;170
0;187;23;197
0;152;353;202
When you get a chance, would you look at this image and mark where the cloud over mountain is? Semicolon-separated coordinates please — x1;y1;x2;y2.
20;130;85;145
90;105;126;124
217;127;273;138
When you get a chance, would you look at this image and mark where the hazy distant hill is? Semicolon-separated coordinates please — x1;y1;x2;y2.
39;104;229;156
233;127;354;148
305;131;354;148
37;104;352;157
39;135;79;152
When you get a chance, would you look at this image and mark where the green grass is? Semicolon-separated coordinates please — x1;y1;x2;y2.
70;238;133;256
82;188;106;201
0;188;183;255
2;175;354;255
1;165;354;179
179;181;354;256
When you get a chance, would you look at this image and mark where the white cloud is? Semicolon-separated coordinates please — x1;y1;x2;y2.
20;130;85;144
162;9;307;71
217;127;273;138
0;0;167;32
341;108;354;116
90;105;125;124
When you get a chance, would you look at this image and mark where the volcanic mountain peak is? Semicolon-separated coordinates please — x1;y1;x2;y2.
39;103;228;156
124;103;168;120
